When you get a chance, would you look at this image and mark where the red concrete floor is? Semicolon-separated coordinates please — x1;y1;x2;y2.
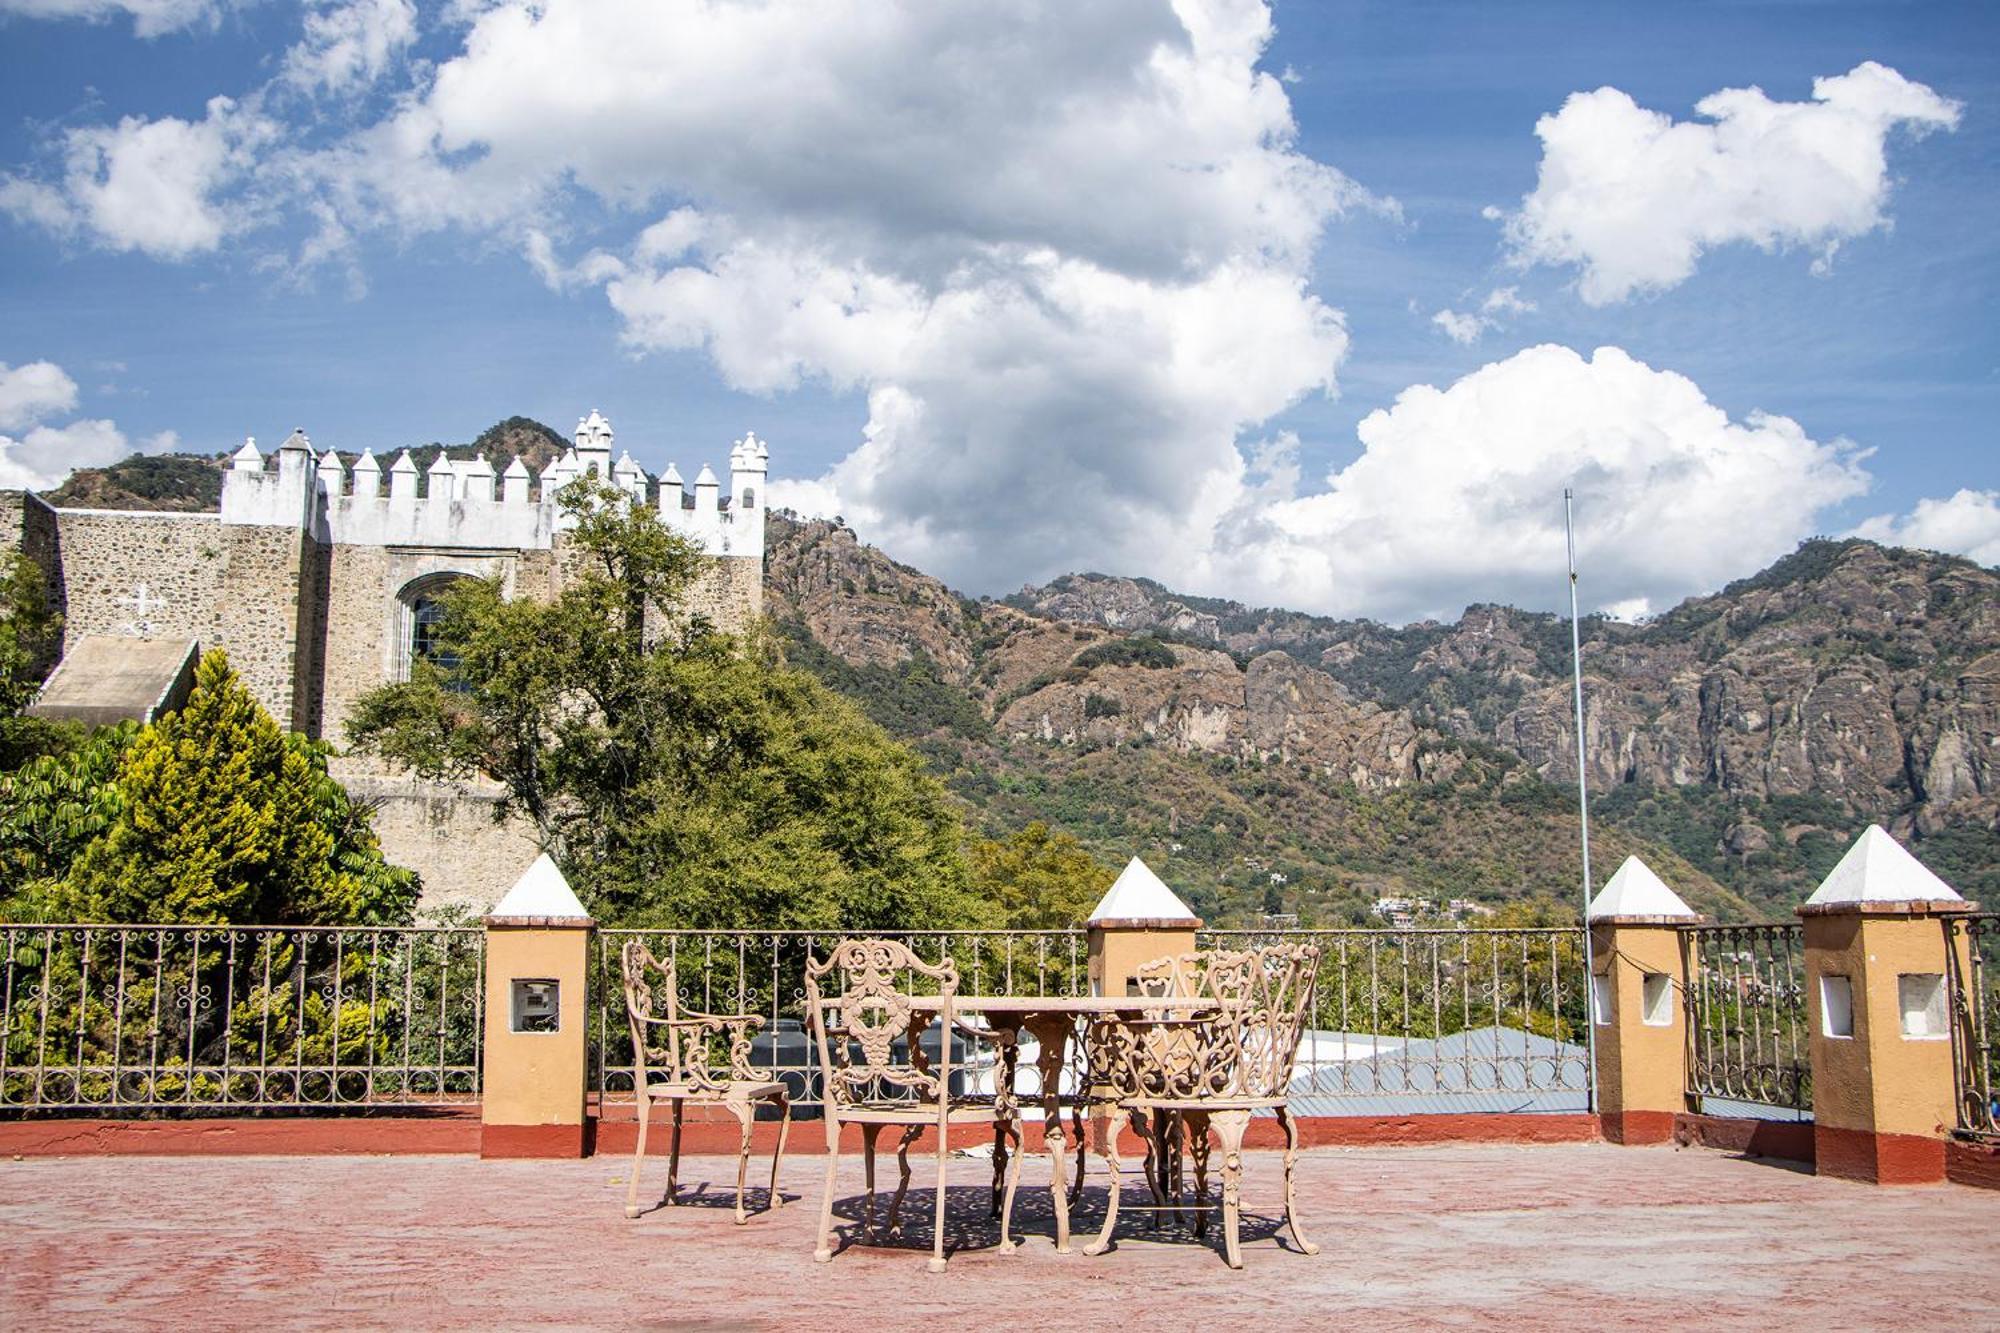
3;1141;1996;1330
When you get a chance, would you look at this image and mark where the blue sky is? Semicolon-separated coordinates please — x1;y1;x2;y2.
0;0;1993;621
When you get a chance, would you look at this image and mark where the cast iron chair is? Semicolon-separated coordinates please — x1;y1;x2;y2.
1089;942;1320;1268
805;938;1024;1272
621;939;792;1223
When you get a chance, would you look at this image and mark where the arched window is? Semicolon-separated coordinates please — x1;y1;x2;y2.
399;574;469;684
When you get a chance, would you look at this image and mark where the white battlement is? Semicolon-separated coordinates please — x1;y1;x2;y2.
217;412;770;558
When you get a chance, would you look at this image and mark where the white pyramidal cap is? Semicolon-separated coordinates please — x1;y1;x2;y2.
280;428;312;452
390;449;418;473
1087;856;1199;925
316;449;345;476
1805;825;1963;908
614;450;642;475
661;463;684;486
462;452;495;475
694;464;719;487
501;456;530;477
231;437;262;468
353;449;381;473
1587;855;1697;920
488;853;590;920
426;453;455;475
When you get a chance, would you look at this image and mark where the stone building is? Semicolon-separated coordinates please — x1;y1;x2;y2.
2;410;770;910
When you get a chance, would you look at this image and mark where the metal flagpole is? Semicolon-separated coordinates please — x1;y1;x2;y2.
1565;487;1599;1113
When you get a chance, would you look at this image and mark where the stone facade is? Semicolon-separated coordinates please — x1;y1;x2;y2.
5;411;771;912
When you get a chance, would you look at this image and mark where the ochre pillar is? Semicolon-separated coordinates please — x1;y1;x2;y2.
1801;902;1972;1184
1088;919;1201;997
481;854;595;1158
1590;916;1697;1144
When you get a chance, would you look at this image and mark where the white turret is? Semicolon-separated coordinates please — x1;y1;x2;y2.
574;409;614;477
315;447;346;497
657;463;685;518
460;453;496;503
502;456;531;506
729;430;769;552
544;448;581;498
388;450;420;507
613;450;646;502
231;436;262;471
426;452;457;503
352;449;382;499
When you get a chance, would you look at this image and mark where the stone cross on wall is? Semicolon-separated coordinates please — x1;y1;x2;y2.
116;582;170;636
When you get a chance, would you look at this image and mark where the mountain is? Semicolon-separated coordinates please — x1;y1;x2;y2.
767;514;1999;921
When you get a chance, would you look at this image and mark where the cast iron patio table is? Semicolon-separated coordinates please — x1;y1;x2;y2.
902;993;1217;1255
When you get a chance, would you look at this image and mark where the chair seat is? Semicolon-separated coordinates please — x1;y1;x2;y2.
644;1079;787;1101
835;1098;1013;1125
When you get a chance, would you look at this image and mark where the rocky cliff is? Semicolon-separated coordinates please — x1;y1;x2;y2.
767;514;1998;914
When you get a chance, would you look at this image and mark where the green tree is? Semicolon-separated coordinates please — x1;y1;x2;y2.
0;722;134;916
63;650;416;924
967;821;1114;930
346;477;978;929
0;552;69;767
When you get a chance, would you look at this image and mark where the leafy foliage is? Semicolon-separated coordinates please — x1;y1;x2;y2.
347;478;980;930
968;821;1115;930
1072;636;1178;671
775;621;991;741
35;652;419;925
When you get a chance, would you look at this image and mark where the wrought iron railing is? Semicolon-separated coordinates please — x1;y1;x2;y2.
1680;923;1810;1114
1202;928;1591;1102
0;924;484;1111
1947;913;1998;1140
590;926;1591;1110
591;929;1089;1108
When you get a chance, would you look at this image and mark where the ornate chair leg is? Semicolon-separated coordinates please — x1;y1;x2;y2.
989;1122;1006;1219
1275;1105;1319;1256
1137;1110;1165;1230
928;1118;950;1274
1188;1110;1211;1239
860;1123;882;1240
814;1118;841;1263
888;1124;922;1238
769;1093;791;1210
1211;1109;1251;1270
1083;1105;1128;1257
997;1113;1022;1254
625;1092;652;1219
666;1098;685;1205
1069;1102;1087;1205
731;1102;754;1225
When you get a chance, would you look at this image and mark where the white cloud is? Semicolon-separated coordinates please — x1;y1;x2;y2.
1499;62;1962;305
0;360;80;431
1853;489;2000;566
1;95;275;258
1430;286;1536;344
0;0;220;38
281;0;418;95
0;419;175;490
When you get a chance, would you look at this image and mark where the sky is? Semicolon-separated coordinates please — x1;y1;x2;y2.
0;0;1994;624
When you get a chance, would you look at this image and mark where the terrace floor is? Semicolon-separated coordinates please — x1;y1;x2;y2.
4;1140;1997;1330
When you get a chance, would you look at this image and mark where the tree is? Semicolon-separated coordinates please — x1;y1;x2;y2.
62;650;417;925
346;477;978;930
0;552;68;768
967;822;1114;930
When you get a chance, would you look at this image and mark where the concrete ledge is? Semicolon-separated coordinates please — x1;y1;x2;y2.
1814;1125;1947;1184
1946;1136;2000;1191
0;1112;480;1156
1673;1112;1815;1164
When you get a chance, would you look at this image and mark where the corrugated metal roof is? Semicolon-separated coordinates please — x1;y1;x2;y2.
1282;1025;1590;1117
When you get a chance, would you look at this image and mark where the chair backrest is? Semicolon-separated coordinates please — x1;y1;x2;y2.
804;939;958;1110
621;939;740;1095
1126;943;1319;1099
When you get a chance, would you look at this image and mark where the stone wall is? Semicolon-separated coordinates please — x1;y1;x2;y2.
216;522;313;732
335;762;542;915
684;554;764;634
50;511;229;650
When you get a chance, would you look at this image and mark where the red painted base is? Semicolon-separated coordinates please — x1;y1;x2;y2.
1945;1137;2000;1191
1672;1112;1815;1164
0;1109;1599;1158
1599;1110;1676;1145
1814;1125;1946;1184
480;1122;588;1159
0;1112;480;1156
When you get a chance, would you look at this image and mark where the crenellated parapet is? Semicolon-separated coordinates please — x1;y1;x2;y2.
216;411;771;559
